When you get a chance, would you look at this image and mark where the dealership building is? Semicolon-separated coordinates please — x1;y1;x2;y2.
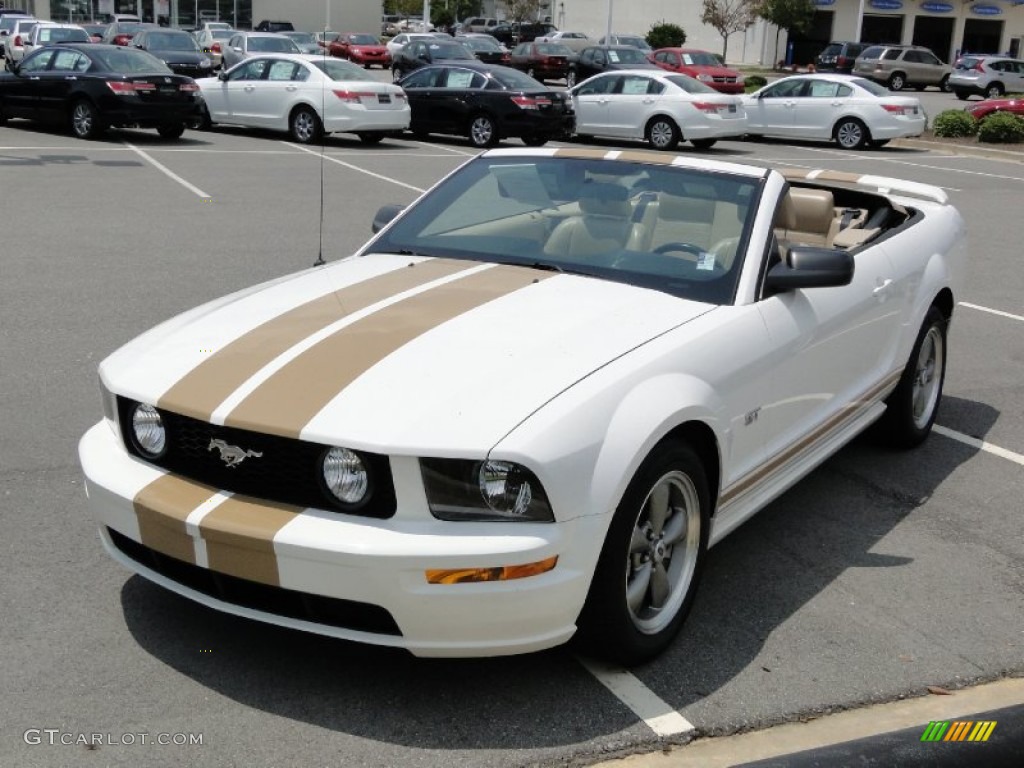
16;0;1024;65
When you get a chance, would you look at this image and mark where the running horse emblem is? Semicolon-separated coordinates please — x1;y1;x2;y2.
207;438;263;468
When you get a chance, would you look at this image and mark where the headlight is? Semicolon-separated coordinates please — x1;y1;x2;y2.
697;73;713;82
322;446;369;505
131;403;166;457
421;458;554;522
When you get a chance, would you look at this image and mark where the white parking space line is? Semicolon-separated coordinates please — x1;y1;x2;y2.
408;139;479;157
960;302;1024;323
123;141;211;199
578;658;696;737
934;425;1024;467
283;141;428;193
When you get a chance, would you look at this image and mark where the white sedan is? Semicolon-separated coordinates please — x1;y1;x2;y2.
742;73;926;149
385;32;442;57
194;54;410;144
79;148;965;663
571;69;747;150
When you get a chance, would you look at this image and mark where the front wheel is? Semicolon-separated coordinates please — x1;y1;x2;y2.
69;98;104;139
986;82;1004;99
575;441;710;665
940;75;952;93
289;106;322;144
834;117;869;150
646;116;680;150
156;122;185;140
888;72;906;91
468;113;498;148
876;306;947;448
690;138;717;150
358;132;385;145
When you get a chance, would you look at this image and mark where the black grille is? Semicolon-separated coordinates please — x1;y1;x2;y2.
108;528;402;636
118;397;397;518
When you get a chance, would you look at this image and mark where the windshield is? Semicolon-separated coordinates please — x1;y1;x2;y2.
430;43;473;59
349;34;380;45
681;52;721;67
310;58;376;82
39;27;90;43
285;32;317;45
617;36;650;50
462;37;500;51
249;36;300;53
490;66;546;89
665;74;719;94
91;47;172;73
851;77;888;96
146;32;199;51
607;48;649;64
369;156;759;304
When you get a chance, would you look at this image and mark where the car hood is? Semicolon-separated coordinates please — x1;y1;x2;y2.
683;64;741;78
351;45;387;54
151;50;208;64
102;254;714;455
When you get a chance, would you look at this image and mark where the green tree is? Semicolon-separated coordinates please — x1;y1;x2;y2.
758;0;815;67
647;22;686;50
701;0;757;60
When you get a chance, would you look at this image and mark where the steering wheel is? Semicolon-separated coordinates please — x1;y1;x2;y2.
653;242;705;257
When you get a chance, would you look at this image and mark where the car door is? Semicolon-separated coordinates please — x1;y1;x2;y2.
35;47;91;122
2;47;55;118
606;74;661;137
249;58;301;127
401;66;446;133
746;78;805;135
572;73;620;135
214;57;268;123
756;214;902;468
432;67;486;134
791;79;849;139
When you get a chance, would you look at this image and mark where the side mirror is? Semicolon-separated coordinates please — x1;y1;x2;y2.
764;246;854;293
372;204;405;233
218;71;228;81
9;61;19;74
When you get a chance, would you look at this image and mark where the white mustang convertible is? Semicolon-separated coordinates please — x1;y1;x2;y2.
79;149;967;663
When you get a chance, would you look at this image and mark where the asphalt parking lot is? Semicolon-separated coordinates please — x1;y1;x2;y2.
2;112;1022;768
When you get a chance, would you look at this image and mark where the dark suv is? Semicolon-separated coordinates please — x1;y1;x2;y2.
254;20;294;32
816;41;868;74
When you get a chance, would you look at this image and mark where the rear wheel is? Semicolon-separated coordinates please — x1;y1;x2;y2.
834;117;869;150
887;72;906;91
156;122;185;140
690;138;717;150
522;133;548;147
468;113;498;148
289;106;322;144
876;306;947;448
954;89;970;101
645;116;680;150
940;75;952;93
69;98;104;139
575;440;710;665
986;82;1004;99
869;139;890;148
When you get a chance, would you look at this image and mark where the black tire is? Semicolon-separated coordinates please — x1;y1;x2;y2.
156;122;185;140
986;82;1004;99
358;132;385;145
888;72;906;91
645;116;680;150
940;75;952;93
69;98;104;140
467;113;498;148
392;66;402;83
954;89;970;101
190;105;213;130
834;117;869;150
869;139;890;148
289;106;322;144
566;68;577;88
0;98;7;125
876;306;947;449
522;133;549;147
690;138;717;150
576;440;710;665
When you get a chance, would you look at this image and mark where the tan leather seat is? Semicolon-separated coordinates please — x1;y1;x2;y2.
775;187;837;247
543;183;634;261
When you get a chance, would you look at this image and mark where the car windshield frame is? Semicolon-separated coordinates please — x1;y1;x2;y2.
144;31;200;51
367;156;764;305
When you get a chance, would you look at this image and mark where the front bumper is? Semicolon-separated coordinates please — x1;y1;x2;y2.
79;421;595;657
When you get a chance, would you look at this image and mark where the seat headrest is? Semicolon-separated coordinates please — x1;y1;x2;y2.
579;183;630;217
657;193;715;222
780;187;835;234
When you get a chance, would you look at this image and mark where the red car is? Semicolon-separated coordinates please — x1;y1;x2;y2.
965;98;1024;121
649;48;745;94
329;33;391;69
508;42;572;82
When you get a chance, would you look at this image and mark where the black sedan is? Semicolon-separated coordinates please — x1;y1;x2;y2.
391;39;475;81
132;28;215;79
567;45;659;87
398;61;573;148
0;44;202;140
454;35;510;65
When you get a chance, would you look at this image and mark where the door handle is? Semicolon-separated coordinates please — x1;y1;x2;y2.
873;278;893;298
285;85;297;91
244;85;255;91
643;97;655;103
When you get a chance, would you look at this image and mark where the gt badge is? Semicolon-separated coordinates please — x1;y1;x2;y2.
208;438;262;468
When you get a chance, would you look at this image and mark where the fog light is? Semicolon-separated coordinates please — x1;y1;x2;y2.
131;403;165;456
323;447;368;504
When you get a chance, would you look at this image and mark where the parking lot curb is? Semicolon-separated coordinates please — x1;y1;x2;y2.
589;677;1024;767
891;138;1024;163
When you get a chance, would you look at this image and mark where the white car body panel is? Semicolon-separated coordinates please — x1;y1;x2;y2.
79;148;967;657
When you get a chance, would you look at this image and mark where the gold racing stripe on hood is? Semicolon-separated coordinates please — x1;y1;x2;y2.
158;258;476;422
197;496;302;587
133;474;219;565
225;265;551;438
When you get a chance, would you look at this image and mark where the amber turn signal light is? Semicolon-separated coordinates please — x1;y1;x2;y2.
426;555;558;584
